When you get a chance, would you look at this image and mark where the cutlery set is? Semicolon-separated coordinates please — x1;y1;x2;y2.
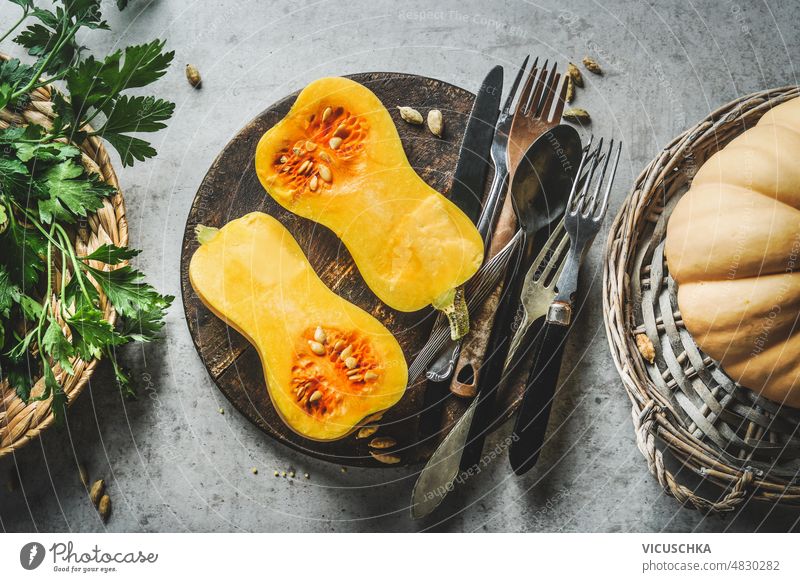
410;56;622;519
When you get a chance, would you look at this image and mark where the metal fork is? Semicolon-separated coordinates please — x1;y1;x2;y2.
508;137;622;475
426;57;568;383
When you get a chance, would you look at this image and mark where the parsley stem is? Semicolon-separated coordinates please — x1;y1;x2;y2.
0;6;29;46
12;24;80;101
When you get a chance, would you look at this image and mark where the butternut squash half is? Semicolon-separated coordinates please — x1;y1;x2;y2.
254;77;484;339
665;97;800;407
189;212;408;441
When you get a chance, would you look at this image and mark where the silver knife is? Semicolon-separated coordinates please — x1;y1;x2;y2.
425;66;503;382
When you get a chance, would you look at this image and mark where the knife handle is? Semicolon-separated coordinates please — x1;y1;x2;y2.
508;318;570;475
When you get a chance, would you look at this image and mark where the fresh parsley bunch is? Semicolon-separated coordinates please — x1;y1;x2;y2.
0;0;174;420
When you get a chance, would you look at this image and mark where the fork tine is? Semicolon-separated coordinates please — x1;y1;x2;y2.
538;227;570;284
536;64;559;118
550;73;569;122
565;138;594;213
529;221;566;281
525;60;549;116
585;139;614;217
594;141;622;220
577;138;604;215
502;55;530;116
515;57;539;117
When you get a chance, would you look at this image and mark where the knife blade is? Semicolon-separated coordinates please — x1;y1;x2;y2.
425;66;503;382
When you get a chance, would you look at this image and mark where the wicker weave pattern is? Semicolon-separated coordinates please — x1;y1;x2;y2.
0;55;126;458
604;86;800;511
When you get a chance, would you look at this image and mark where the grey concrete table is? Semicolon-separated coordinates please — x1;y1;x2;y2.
1;0;799;533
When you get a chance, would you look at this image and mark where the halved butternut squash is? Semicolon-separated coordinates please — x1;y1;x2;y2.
189;212;408;440
254;77;484;339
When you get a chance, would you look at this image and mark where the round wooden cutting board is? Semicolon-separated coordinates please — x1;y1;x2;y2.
181;72;519;467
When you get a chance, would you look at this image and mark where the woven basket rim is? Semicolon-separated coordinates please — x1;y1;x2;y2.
603;85;800;512
0;53;127;458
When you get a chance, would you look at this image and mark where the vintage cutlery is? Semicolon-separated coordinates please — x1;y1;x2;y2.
508;138;622;476
450;59;569;396
410;127;580;519
425;65;504;382
458;125;581;473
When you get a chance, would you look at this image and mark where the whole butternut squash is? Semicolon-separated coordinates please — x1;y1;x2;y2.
665;97;800;407
254;77;484;339
189;212;408;440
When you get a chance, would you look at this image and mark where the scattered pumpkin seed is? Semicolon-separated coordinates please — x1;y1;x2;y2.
565;76;575;103
98;494;111;523
357;425;379;439
397;106;424;125
636;334;656;364
89;479;105;506
333;340;345;352
218;408;224;414
341;467;347;473
344;356;357;369
289;471;295;478
426;109;444;137
329;137;343;150
582;56;602;75
364;371;379;382
78;463;89;488
298;160;311;174
319;151;332;163
274;471;280;477
318;164;332;183
370;451;401;465
251;467;258;475
369;436;397;449
322;106;332;122
185;64;202;88
567;62;584;88
314;326;327;344
563;108;591;123
308;340;326;356
304;473;310;479
309;390;323;403
282;471;287;478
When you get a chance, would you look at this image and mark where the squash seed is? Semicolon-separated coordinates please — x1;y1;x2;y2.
89;479;105;506
427;109;444;137
185;64;202;88
565;76;575;103
369;436;397;449
319;151;332;163
280;155;288;164
582;56;602;75
98;494;111;523
322;106;332;122
344;357;357;369
334;124;348;138
298;160;311;174
309;175;318;191
314;326;327;344
370;451;401;465
339;345;353;360
318;164;332;183
309;390;323;403
397;106;424;125
349;374;363;382
305;141;317;152
357;425;379;439
329;137;343;150
293;146;302;155
563;108;591;123
333;340;345;352
567;62;584;88
308;340;326;356
364;371;378;382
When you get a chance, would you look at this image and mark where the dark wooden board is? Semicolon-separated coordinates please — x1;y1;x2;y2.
180;72;526;467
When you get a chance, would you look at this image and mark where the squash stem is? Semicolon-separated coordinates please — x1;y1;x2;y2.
195;224;220;245
434;287;469;340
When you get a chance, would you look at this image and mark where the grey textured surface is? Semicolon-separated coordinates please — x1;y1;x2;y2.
1;0;799;533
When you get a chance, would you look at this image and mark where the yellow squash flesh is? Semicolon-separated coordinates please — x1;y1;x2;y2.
189;212;408;440
254;77;484;338
665;97;800;407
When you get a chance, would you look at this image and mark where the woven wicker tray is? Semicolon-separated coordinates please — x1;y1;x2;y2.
604;86;800;511
0;54;126;459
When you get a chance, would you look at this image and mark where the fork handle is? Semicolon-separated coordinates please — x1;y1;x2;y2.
477;156;509;246
508;316;570;475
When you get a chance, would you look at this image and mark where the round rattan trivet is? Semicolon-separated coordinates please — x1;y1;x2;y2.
604;86;800;511
0;54;126;459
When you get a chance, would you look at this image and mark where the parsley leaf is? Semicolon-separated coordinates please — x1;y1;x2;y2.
41;318;75;374
82;243;141;264
38;158;111;223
